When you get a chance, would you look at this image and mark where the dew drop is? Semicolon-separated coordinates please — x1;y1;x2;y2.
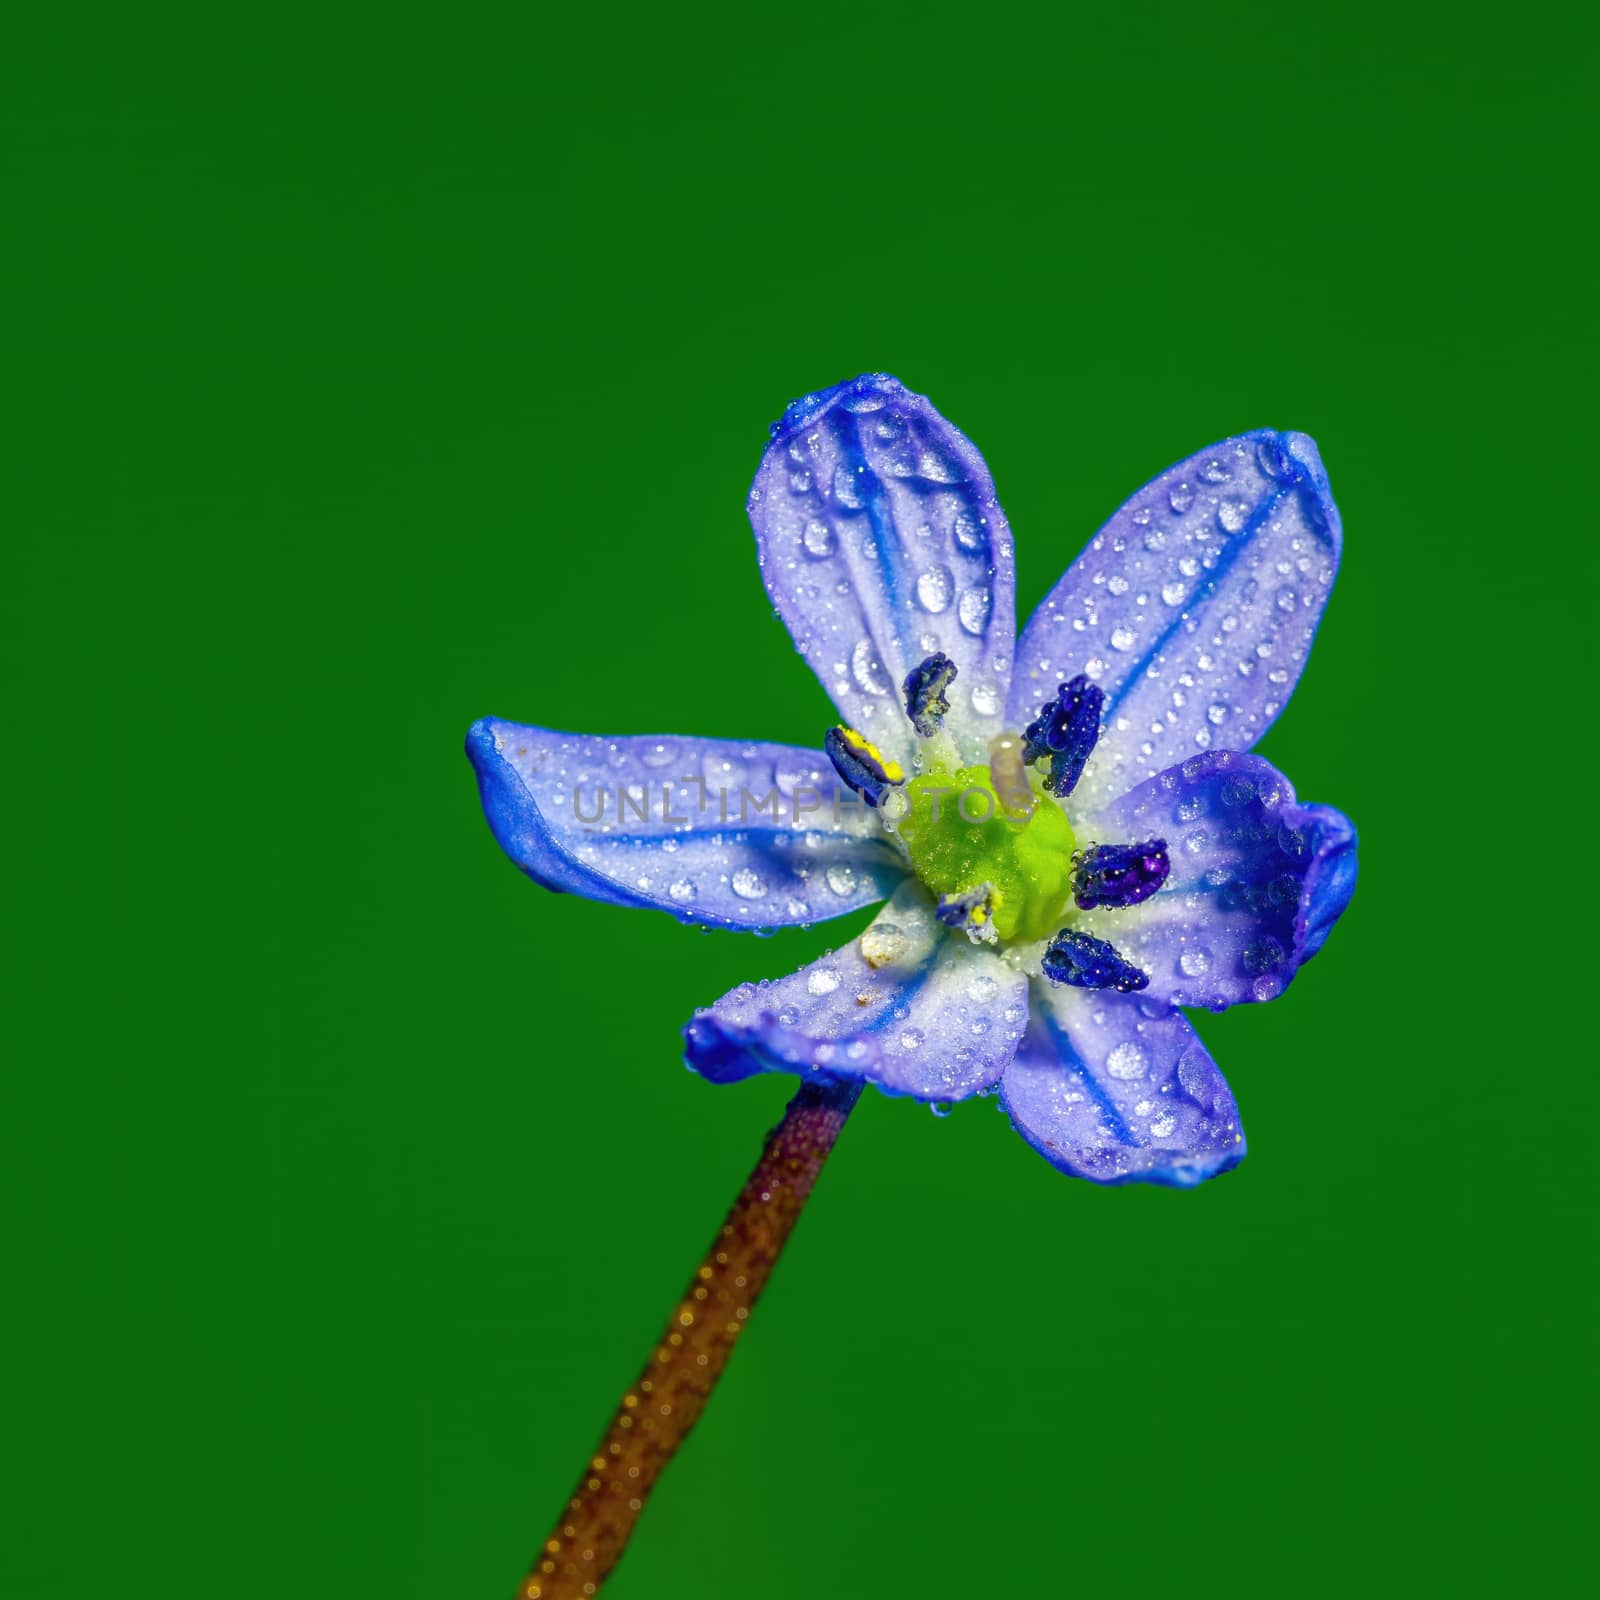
970;681;1000;716
1106;1041;1147;1080
952;509;984;552
899;1026;925;1051
806;968;841;996
916;565;954;613
967;973;999;1003
1149;1110;1178;1138
1179;948;1211;977
1218;499;1248;534
801;518;836;558
1168;483;1195;513
851;638;892;696
668;878;696;901
1110;626;1137;652
861;922;908;968
731;868;767;900
1256;437;1291;479
1161;581;1188;607
825;863;858;897
930;1100;954;1118
957;588;992;636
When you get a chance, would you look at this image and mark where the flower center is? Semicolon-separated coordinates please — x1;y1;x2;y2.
895;754;1077;943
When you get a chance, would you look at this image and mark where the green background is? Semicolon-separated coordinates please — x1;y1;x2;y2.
6;7;1588;1596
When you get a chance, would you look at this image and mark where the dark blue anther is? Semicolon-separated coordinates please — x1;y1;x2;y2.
903;651;958;737
934;882;998;943
1041;929;1149;993
1072;839;1170;910
824;725;904;808
1020;674;1103;797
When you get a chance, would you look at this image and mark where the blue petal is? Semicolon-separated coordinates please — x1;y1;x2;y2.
1008;430;1341;814
1000;985;1246;1186
683;882;1029;1099
749;374;1017;765
466;718;902;928
1073;751;1357;1010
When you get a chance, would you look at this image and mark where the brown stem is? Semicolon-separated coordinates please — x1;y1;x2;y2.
514;1074;863;1599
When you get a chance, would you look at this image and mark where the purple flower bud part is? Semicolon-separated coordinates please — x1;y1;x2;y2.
1020;675;1103;797
1040;929;1149;993
1073;839;1171;910
934;882;999;943
823;725;904;808
902;651;958;738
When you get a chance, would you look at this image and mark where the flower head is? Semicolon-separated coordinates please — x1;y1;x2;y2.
468;375;1357;1186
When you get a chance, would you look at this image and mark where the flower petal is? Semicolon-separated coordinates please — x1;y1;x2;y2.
466;718;902;928
749;374;1017;765
683;881;1029;1099
1073;751;1357;1010
1000;985;1246;1186
1008;430;1341;815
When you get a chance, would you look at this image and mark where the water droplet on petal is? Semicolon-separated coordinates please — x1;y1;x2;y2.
731;868;767;900
802;518;836;558
915;565;954;613
1107;1042;1147;1080
851;638;892;696
825;863;858;897
957;588;992;636
861;922;908;968
806;967;841;996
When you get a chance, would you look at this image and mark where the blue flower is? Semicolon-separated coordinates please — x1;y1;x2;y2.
467;375;1357;1187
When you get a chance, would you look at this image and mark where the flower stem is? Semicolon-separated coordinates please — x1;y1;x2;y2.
515;1074;863;1599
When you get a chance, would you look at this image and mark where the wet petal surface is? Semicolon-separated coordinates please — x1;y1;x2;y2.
749;374;1017;765
1073;751;1357;1009
684;882;1029;1099
1000;985;1246;1186
467;718;901;928
1009;430;1340;814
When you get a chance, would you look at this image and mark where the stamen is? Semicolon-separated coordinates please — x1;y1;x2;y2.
987;735;1036;816
824;725;906;808
1041;929;1149;992
934;882;1000;945
1068;838;1171;915
903;651;958;737
1020;675;1103;797
1072;839;1170;910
